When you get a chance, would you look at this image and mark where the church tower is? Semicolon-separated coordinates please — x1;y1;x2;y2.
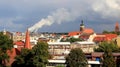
115;22;119;33
24;29;31;49
80;20;85;31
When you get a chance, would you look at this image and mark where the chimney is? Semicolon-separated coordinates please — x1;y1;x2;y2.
25;29;31;49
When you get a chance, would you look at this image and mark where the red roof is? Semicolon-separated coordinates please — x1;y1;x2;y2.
6;48;17;66
68;31;81;36
93;34;117;42
105;34;117;41
93;37;106;42
68;28;94;36
6;47;21;66
13;41;25;53
80;35;90;40
83;28;94;34
7;48;16;58
14;41;24;46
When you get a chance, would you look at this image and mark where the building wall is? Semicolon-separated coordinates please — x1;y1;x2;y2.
116;36;120;47
71;43;96;53
48;42;97;59
48;43;71;59
13;35;25;42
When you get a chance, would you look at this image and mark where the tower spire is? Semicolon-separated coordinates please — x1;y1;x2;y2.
80;20;85;31
25;29;31;49
115;22;119;33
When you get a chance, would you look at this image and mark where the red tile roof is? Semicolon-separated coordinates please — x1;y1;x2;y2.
105;34;117;41
93;34;117;42
83;28;94;34
14;41;24;46
68;28;94;36
68;31;81;36
93;37;105;42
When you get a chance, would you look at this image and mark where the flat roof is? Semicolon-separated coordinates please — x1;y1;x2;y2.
48;60;100;64
88;61;100;64
48;60;65;63
74;41;95;45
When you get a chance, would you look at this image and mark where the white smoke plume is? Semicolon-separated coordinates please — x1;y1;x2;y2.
28;0;120;32
28;8;79;32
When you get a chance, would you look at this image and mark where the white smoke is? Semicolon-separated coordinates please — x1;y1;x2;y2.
28;8;79;32
28;0;120;32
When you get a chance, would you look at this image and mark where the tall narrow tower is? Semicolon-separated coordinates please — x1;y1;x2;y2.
25;29;31;49
115;22;119;33
80;20;85;31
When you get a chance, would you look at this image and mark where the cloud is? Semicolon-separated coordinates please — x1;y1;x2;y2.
92;0;120;19
0;17;24;31
0;0;119;32
28;8;80;32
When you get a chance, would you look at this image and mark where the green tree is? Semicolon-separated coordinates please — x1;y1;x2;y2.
61;37;83;43
94;42;120;52
94;42;118;67
0;32;13;66
32;41;49;67
56;65;65;67
12;48;34;67
102;30;120;35
12;41;49;67
66;48;87;67
102;30;110;34
102;49;116;67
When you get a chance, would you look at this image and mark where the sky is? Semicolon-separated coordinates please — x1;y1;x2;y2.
0;0;120;33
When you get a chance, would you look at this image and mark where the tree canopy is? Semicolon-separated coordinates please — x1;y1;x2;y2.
0;32;13;66
61;37;83;43
32;42;49;67
94;41;120;52
12;41;49;67
94;41;118;67
102;48;116;67
12;48;34;67
102;30;120;35
66;48;87;67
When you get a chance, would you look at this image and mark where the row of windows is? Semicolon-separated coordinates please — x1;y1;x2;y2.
49;46;70;49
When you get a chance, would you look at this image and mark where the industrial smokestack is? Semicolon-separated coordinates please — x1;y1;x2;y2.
28;8;79;32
